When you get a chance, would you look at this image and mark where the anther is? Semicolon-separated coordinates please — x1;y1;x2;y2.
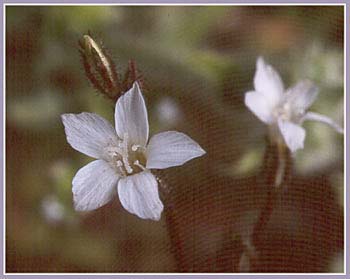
131;144;146;152
131;145;138;152
134;160;146;171
119;133;133;174
124;164;133;174
116;160;126;176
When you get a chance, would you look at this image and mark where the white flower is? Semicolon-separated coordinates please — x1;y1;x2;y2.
244;57;343;153
62;82;205;221
41;195;65;224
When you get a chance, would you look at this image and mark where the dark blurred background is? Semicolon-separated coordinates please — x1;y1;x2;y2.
6;6;344;272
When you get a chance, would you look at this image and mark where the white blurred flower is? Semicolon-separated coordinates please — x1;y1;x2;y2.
62;82;205;221
156;97;182;127
41;195;65;224
245;57;343;153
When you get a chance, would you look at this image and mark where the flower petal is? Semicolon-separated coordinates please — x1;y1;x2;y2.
72;160;119;211
244;90;274;124
146;131;206;169
61;112;118;159
303;111;343;134
254;57;284;107
117;171;163;221
278;119;306;153
115;82;149;146
285;80;318;111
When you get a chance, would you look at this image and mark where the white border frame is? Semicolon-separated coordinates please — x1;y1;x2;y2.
2;2;347;276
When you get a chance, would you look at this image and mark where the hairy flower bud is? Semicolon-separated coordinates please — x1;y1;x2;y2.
78;33;120;100
78;33;144;102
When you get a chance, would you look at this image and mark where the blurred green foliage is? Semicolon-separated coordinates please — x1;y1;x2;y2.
6;6;343;272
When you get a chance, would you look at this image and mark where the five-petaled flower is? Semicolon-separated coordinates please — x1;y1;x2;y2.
245;57;343;153
62;82;205;221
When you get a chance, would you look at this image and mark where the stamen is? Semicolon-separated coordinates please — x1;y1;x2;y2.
134;160;146;171
131;145;138;151
124;163;133;174
131;144;146;152
123;133;129;149
121;133;133;174
113;147;123;156
116;160;126;176
106;146;123;158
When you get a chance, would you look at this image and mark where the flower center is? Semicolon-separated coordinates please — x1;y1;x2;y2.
273;101;304;123
106;133;147;177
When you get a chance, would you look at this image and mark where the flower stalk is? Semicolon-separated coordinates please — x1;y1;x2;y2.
247;137;292;271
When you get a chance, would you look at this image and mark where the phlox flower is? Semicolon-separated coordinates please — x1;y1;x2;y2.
245;57;343;152
62;82;205;221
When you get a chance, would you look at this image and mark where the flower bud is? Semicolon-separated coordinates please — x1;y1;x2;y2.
78;34;120;100
79;34;144;102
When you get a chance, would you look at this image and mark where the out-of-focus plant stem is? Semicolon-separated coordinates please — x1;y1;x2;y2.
252;141;287;246
155;170;188;271
242;131;292;271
